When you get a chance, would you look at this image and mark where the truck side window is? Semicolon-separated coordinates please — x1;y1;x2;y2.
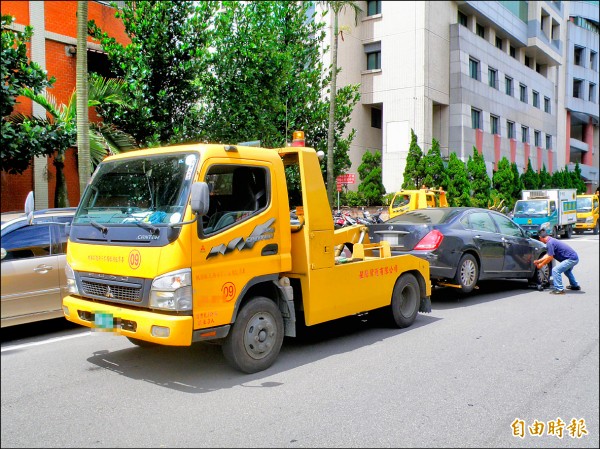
203;165;268;235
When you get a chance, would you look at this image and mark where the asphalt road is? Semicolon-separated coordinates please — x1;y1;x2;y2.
2;234;598;448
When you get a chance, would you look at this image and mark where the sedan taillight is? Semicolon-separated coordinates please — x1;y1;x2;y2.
414;230;444;250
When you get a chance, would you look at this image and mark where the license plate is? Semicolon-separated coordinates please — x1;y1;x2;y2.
94;312;115;331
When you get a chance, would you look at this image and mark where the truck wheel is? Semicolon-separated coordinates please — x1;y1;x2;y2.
388;273;420;328
126;337;158;348
453;254;478;293
551;226;558;239
222;297;284;374
594;222;599;235
565;225;572;239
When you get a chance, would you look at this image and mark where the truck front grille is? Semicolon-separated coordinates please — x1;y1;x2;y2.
81;280;142;302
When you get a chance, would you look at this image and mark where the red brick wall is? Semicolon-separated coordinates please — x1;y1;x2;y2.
1;1;129;212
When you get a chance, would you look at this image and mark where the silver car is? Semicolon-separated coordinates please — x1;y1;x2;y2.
1;194;75;327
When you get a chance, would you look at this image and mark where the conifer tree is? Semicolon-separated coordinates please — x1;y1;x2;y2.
466;146;492;208
357;150;385;206
446;152;471;207
422;138;449;191
521;159;540;190
492;157;514;211
401;129;426;189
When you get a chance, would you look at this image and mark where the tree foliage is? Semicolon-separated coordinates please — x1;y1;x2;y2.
357;150;385;206
492;157;515;211
89;1;218;146
422;138;449;191
466;147;491;208
1;14;57;174
521;159;540;190
402;129;426;189
446;153;471;207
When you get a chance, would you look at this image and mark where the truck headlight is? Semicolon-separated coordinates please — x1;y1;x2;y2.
586;217;593;223
150;269;192;311
539;222;551;231
65;263;79;295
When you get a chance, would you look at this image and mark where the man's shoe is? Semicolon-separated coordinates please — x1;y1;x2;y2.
566;285;581;291
549;289;565;295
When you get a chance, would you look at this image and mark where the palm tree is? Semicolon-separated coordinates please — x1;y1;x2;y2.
318;1;362;206
76;1;90;199
13;77;136;207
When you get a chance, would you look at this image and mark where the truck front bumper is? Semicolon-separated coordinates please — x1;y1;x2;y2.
62;295;193;346
575;222;594;230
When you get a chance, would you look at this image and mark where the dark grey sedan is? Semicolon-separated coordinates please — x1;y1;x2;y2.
367;207;550;293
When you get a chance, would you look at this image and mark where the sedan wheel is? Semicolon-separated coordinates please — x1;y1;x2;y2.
454;254;478;294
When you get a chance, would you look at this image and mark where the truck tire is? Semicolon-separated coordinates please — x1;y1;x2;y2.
222;296;284;374
551;226;558;239
126;337;158;348
594;222;599;235
564;225;572;239
388;273;420;328
453;253;479;293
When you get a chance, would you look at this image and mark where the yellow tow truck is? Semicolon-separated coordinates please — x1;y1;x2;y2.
575;193;599;235
388;187;448;219
62;131;431;373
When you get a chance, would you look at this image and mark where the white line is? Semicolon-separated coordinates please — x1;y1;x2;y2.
1;331;91;353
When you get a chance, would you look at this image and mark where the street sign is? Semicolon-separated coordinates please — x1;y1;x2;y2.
336;173;356;184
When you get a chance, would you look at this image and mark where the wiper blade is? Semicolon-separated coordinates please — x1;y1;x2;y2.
135;219;159;235
90;220;108;234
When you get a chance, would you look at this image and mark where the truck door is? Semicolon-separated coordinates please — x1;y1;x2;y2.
190;162;280;329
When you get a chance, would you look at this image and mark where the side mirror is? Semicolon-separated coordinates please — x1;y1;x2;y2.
1;248;6;260
190;182;210;216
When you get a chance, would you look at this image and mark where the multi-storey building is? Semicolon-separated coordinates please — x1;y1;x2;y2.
1;1;127;212
321;1;599;194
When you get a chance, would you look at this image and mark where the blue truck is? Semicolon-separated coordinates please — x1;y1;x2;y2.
513;189;577;239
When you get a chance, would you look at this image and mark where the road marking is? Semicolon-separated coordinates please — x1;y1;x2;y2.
1;331;91;353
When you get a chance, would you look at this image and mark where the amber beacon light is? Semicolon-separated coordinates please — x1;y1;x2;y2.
291;130;305;147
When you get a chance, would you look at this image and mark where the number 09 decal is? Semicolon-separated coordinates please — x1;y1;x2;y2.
222;282;236;301
128;250;141;269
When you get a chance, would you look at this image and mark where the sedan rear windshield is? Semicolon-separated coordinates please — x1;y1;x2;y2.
386;208;463;224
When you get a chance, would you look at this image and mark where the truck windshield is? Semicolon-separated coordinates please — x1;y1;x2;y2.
576;197;592;212
73;152;198;226
514;200;548;216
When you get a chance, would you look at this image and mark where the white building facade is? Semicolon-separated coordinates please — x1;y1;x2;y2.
319;1;599;194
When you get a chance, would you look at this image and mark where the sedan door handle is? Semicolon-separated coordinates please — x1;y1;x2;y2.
33;265;54;273
501;238;512;246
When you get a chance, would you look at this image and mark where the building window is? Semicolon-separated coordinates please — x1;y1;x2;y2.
573;79;583;99
521;126;529;143
520;84;527;103
367;1;381;16
491;115;499;135
591;51;598;71
574;46;584;66
458;11;467;26
590;83;597;103
371;107;382;129
367;51;381;70
525;56;530;68
533;91;539;108
510;45;516;58
488;68;498;89
534;130;541;147
507;120;515;139
469;58;479;80
476;23;485;38
471;108;481;129
546;134;552;149
505;76;513;96
544;96;551;113
495;36;503;50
